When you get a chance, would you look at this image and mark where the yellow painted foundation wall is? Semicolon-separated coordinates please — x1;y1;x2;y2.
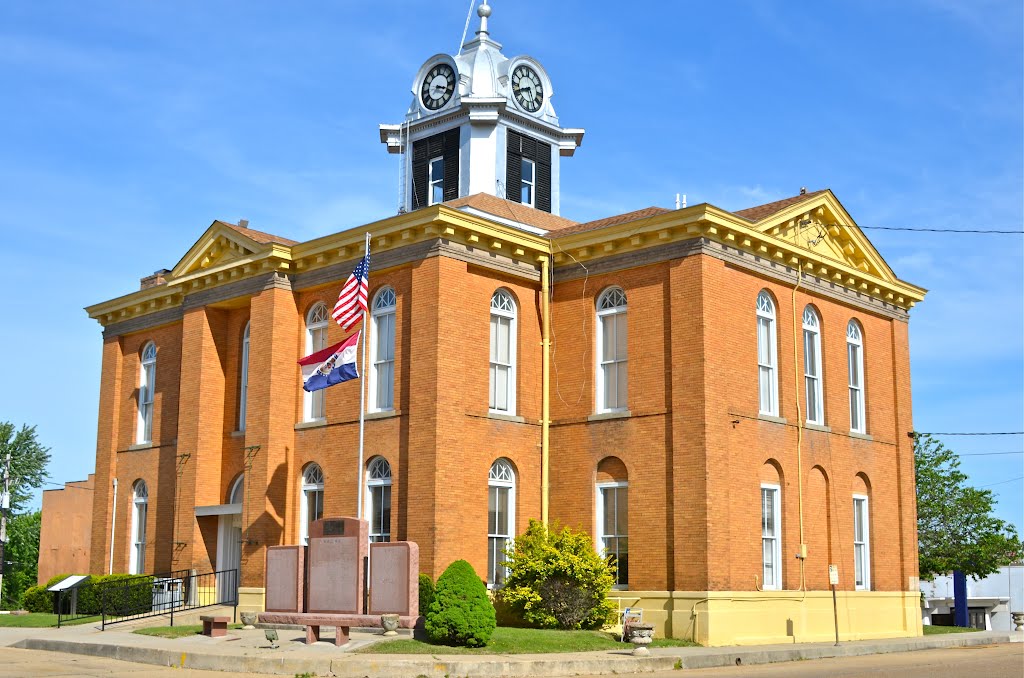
609;591;923;646
238;586;266;615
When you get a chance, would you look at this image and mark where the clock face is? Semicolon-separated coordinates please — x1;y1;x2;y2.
512;64;544;113
421;63;455;111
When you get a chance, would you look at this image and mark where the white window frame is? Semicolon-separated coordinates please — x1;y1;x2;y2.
299;464;324;546
228;474;244;505
369;288;396;412
304;304;329;422
520;158;536;207
428;156;444;206
137;342;156;444
129;480;148;575
489;290;517;415
761;483;782;590
596;287;628;414
487;458;516;587
847;320;866;434
853;494;871;590
596;481;628;589
366;457;392;544
239;322;250;431
756;292;779;416
802;306;824;425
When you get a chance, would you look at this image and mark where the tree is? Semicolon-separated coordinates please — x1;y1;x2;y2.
915;432;1022;580
0;423;51;609
2;511;40;608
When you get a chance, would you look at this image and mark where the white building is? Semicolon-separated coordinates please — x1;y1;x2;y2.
921;564;1024;631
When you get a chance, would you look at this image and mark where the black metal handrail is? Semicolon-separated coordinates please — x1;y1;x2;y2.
57;569;238;630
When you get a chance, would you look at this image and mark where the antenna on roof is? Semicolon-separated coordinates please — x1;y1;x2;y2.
675;193;687;210
800;187;807;195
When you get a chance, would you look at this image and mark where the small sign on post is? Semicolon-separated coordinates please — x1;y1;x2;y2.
829;564;839;646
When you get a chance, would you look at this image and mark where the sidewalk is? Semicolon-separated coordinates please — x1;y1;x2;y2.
2;622;1019;677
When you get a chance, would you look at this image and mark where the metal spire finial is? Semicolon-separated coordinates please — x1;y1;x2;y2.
478;0;491;36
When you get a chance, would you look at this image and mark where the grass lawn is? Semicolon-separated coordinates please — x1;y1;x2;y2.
357;626;698;654
0;613;98;628
922;625;982;635
134;623;243;639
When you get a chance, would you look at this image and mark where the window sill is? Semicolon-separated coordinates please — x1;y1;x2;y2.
804;422;831;433
850;431;873;441
128;442;154;451
365;409;401;421
487;412;526;423
588;410;632;422
757;413;788;425
295;419;327;430
230;430;246;438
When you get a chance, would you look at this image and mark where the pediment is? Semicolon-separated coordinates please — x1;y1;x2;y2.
749;191;897;283
170;221;267;279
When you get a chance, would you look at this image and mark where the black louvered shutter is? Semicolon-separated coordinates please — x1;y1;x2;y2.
536;145;552;212
506;134;522;202
506;130;552;212
411;137;430;210
443;128;460;202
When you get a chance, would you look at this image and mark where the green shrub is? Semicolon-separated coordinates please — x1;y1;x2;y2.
425;560;495;647
418;573;434;617
498;520;616;630
21;585;52;613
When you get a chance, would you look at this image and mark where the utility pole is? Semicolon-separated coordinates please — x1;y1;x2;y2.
0;451;12;604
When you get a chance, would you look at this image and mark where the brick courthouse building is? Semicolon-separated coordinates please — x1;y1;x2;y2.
83;5;926;645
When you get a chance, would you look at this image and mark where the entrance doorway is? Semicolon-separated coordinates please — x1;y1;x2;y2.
216;514;242;604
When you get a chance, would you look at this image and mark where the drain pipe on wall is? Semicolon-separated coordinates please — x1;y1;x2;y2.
791;253;808;593
541;253;551;527
109;478;118;574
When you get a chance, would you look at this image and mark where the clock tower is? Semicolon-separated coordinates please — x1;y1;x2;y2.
379;1;584;216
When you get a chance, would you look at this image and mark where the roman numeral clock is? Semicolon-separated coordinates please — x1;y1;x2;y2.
420;63;455;111
511;64;544;113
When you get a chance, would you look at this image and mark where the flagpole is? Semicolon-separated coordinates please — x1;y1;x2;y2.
356;232;371;520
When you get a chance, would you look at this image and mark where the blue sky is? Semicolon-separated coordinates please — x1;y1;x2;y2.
0;1;1021;531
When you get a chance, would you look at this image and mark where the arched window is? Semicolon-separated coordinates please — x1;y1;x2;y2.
847;320;865;433
129;480;148;574
596;457;628;588
802;306;824;425
489;290;517;415
366;457;392;543
488;459;516;586
299;464;324;545
228;474;244;505
596;287;628;413
756;292;778;416
239;322;250;431
305;304;329;421
370;288;396;412
137;342;157;444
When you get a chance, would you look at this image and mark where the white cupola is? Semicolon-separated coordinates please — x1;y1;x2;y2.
379;0;584;216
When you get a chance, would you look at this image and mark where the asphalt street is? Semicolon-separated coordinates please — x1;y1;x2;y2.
0;642;1018;677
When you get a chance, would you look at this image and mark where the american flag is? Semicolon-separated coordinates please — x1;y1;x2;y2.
332;253;370;330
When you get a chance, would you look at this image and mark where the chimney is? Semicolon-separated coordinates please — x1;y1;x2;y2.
140;268;171;290
238;219;249;229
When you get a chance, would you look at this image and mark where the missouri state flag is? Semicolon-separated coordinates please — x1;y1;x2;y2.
298;331;360;392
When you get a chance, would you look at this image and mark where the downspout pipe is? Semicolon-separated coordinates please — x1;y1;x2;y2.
541;253;551;526
109;478;118;575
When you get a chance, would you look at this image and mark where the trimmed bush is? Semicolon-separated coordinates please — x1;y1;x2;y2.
418;573;434;616
425;560;495;647
21;585;51;613
498;519;616;630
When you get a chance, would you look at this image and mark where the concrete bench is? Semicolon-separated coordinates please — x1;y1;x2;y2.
258;612;419;646
200;615;230;638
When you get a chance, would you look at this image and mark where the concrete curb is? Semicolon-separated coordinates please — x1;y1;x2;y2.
11;631;1017;677
669;632;1015;670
